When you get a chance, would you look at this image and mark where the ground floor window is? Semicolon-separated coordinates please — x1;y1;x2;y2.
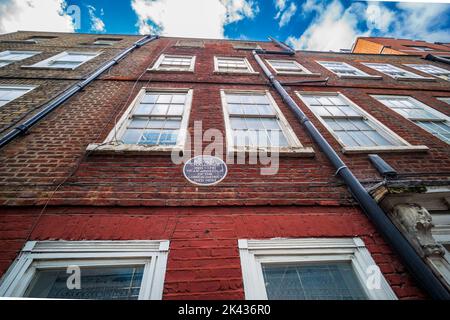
0;240;169;300
238;238;397;300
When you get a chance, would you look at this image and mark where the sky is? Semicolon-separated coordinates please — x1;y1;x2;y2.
0;0;449;51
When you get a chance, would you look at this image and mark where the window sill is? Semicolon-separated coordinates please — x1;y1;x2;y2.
338;75;383;80
213;71;259;76
86;143;183;155
277;72;322;77
342;145;429;154
228;146;315;158
21;65;76;71
394;76;436;82
147;68;195;73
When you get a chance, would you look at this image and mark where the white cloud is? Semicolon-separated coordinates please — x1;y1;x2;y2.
274;0;286;19
287;0;364;51
365;3;394;32
287;0;450;52
131;0;258;38
278;2;297;28
87;5;106;33
0;0;75;34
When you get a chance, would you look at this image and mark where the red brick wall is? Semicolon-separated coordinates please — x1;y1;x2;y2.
0;206;427;300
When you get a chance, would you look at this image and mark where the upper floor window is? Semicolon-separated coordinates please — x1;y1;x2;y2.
214;57;257;74
373;95;450;144
151;54;196;72
107;88;192;150
0;240;169;300
221;90;310;154
404;64;450;81
27;36;57;43
0;86;35;107
266;59;313;75
406;46;434;51
93;38;122;46
175;39;204;48
296;92;420;153
318;61;380;79
362;63;432;80
0;51;40;68
27;51;100;69
239;238;397;300
233;42;262;50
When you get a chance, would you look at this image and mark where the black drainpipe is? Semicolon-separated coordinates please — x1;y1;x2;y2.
0;35;159;149
252;45;450;299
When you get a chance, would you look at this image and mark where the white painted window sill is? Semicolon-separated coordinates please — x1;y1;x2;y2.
342;145;429;154
86;143;183;155
213;71;259;75
277;72;322;77
338;75;383;80
394;76;436;82
21;65;77;71
228;146;315;158
147;68;195;73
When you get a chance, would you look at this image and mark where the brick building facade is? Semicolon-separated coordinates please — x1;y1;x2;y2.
0;32;449;300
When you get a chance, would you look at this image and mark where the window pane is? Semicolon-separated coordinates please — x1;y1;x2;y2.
262;263;367;300
24;266;144;300
122;129;142;144
140;130;161;145
159;130;179;145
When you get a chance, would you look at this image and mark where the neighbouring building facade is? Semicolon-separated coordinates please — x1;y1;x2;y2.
0;31;449;300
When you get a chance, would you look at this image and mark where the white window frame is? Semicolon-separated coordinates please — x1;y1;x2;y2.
220;89;314;156
214;56;258;74
296;91;428;154
437;97;450;105
404;64;450;81
92;39;122;46
317;61;382;79
239;238;397;300
88;87;193;154
265;59;319;76
0;85;36;108
362;62;435;81
0;240;169;300
150;54;196;72
174;40;204;48
372;95;450;145
233;42;262;50
0;51;41;68
25;51;101;70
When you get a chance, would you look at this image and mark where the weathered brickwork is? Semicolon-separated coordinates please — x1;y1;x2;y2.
0;206;426;300
1;33;449;300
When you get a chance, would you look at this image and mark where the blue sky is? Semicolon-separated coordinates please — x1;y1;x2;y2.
0;0;449;51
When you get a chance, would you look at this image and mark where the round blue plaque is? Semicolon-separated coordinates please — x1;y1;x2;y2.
183;156;228;186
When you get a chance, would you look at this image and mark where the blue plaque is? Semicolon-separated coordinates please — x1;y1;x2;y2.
183;156;228;186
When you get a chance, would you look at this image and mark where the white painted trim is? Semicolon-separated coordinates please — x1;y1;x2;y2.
437;97;450;105
372;94;450;145
265;59;316;75
317;61;380;79
95;87;193;153
295;91;426;152
220;89;314;155
0;240;169;300
24;51;101;70
403;64;450;81
214;56;258;74
239;238;397;300
361;62;434;81
0;85;37;108
0;50;41;68
150;54;196;72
